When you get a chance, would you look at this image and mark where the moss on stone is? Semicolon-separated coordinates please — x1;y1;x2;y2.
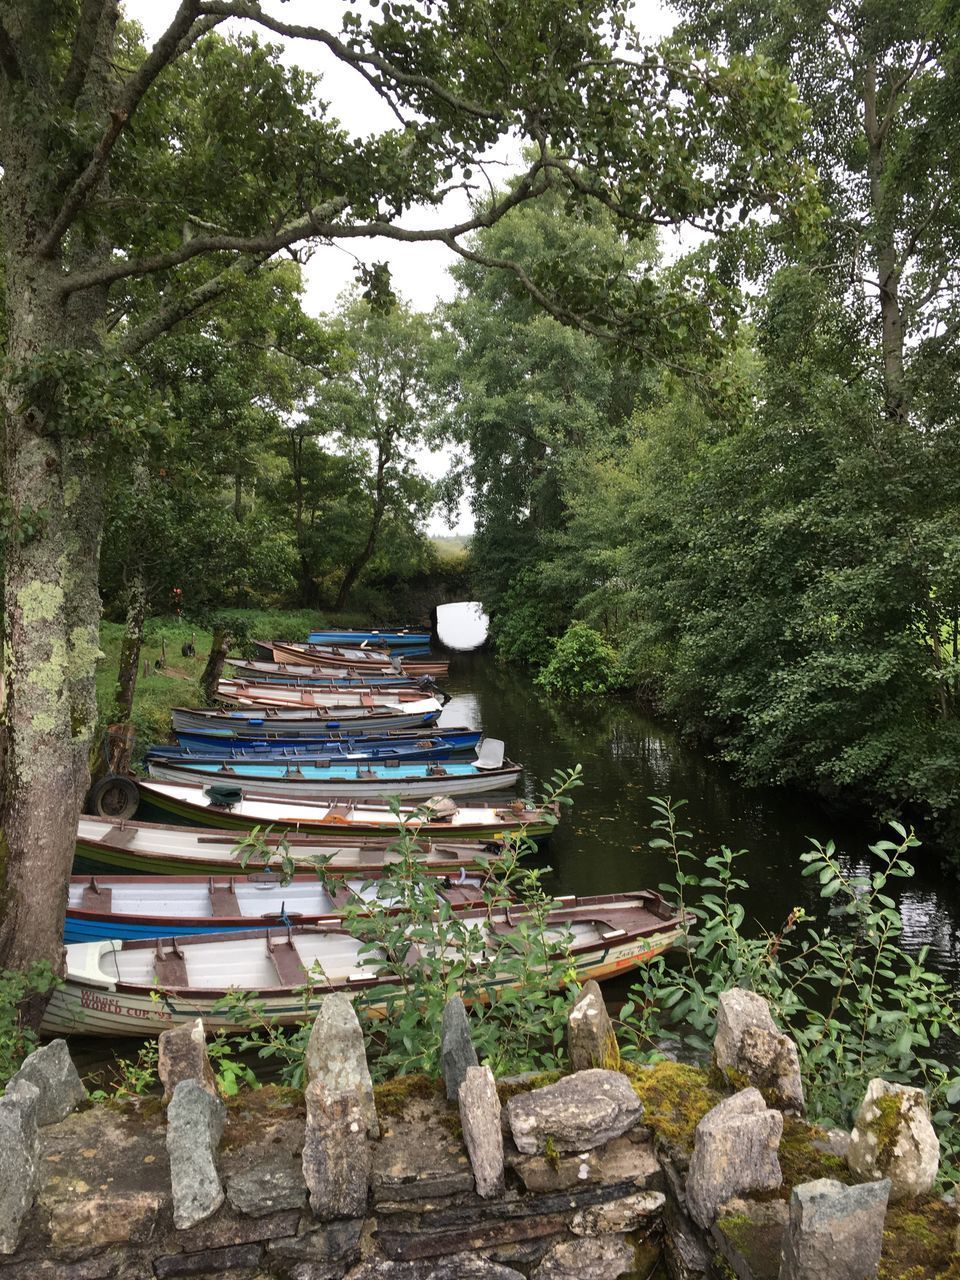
879;1196;960;1280
373;1073;446;1118
778;1117;855;1192
873;1091;905;1172
495;1071;564;1105
621;1060;722;1154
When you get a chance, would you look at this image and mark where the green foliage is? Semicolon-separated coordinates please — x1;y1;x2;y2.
536;622;621;698
620;797;960;1184
212;767;584;1085
0;962;60;1085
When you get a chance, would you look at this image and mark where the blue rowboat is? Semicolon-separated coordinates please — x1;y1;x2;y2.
147;740;463;767
146;745;520;800
172;727;483;754
306;628;430;649
64;871;486;943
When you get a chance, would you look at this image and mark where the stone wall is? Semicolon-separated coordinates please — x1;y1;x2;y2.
0;986;952;1280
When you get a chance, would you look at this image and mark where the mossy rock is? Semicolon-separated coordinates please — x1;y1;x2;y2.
778;1116;856;1194
621;1060;722;1155
878;1196;960;1279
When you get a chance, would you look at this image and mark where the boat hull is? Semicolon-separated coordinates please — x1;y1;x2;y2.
42;893;686;1036
133;779;557;842
64;872;486;943
171;707;442;736
74;815;500;877
172;727;482;753
145;760;522;800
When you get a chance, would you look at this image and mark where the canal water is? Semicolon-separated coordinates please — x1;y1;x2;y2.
439;651;960;985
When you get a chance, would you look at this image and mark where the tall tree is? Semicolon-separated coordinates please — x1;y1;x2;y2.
307;297;443;611
674;0;960;423
0;0;815;974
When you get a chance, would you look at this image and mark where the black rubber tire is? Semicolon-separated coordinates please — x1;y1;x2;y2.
87;774;140;820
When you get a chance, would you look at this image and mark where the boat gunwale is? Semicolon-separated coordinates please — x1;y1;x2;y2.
75;891;687;999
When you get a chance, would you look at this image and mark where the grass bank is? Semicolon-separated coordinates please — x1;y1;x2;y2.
95;608;370;763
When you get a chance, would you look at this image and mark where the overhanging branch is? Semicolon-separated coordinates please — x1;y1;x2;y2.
198;0;499;121
62;163;547;295
37;0;203;260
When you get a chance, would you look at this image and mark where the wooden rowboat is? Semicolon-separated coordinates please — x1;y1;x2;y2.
41;891;687;1036
214;681;444;710
145;753;521;802
263;642;449;679
132;779;558;842
306;628;431;649
171;704;442;736
226;660;425;688
64;871;487;942
172;726;481;752
75;815;502;877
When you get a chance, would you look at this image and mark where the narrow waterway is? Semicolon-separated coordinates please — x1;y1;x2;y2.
439;651;960;985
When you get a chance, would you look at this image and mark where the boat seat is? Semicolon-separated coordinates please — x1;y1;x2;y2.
107;824;137;846
266;930;308;987
208;879;243;917
323;805;353;822
154;939;189;989
80;878;112;912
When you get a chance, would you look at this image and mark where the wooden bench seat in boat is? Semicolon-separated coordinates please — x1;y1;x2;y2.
266;930;308;986
80;878;112;912
107;823;138;846
154;939;189;988
208;879;243;917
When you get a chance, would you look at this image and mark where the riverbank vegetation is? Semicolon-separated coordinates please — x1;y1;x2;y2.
445;7;960;846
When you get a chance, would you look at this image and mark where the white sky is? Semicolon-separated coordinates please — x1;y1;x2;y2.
125;2;679;532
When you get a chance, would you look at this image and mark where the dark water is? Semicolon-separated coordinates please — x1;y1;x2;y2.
439;652;960;985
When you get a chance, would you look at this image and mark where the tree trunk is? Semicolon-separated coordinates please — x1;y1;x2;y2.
200;628;232;705
234;471;243;521
0;284;104;974
115;572;147;722
0;17;115;975
334;445;389;610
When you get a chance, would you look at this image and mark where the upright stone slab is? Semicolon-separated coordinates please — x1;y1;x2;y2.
166;1077;226;1229
158;1017;216;1105
7;1038;86;1126
847;1078;939;1202
305;992;379;1138
780;1177;890;1280
506;1069;643;1155
685;1088;783;1228
441;994;478;1101
458;1065;505;1198
567;981;619;1071
715;988;804;1114
303;1079;370;1220
0;1079;40;1255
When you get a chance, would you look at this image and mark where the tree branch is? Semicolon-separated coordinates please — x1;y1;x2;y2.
117;254;270;356
198;1;499;121
37;0;203;259
62;163;547;294
60;0;109;104
0;21;21;81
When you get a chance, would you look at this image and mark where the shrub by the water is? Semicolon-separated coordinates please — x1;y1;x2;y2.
536;621;621;697
619;796;960;1186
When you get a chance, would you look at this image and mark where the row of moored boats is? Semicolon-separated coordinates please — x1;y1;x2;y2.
44;626;686;1037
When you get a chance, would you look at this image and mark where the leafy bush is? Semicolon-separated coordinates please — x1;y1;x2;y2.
490;572;562;669
223;767;584;1083
620;796;960;1184
0;962;61;1084
536;622;621;697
